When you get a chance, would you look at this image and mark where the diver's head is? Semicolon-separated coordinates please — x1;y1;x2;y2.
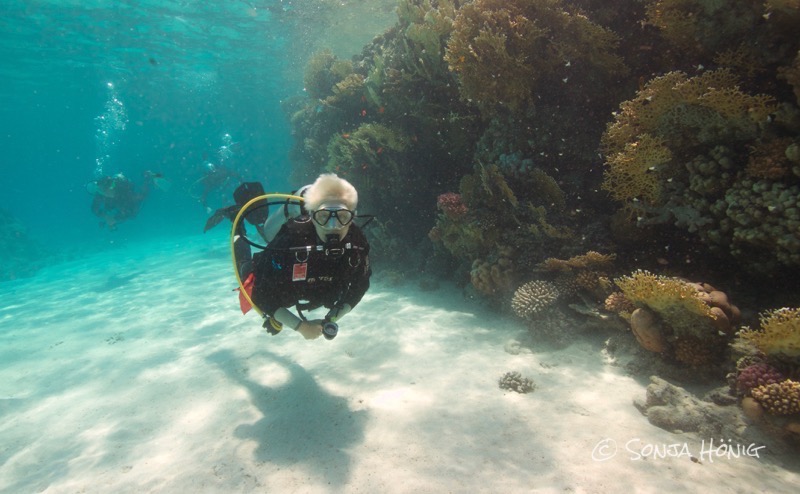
303;173;358;241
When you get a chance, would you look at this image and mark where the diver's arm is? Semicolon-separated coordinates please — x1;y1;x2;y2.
325;303;352;323
272;307;302;330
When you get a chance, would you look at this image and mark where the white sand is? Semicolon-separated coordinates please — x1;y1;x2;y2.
1;235;798;493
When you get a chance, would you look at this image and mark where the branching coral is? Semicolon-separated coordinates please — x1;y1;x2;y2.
511;280;560;319
498;371;536;393
751;380;800;415
602;69;777;160
614;270;740;365
303;50;356;100
600;69;780;207
736;363;786;396
615;270;716;324
739;307;800;359
540;251;617;272
645;0;763;59
602;133;674;206
445;0;626;113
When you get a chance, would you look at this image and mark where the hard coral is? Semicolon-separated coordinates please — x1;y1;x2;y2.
751;379;800;415
436;192;468;220
445;0;625;113
602;69;777;160
673;335;716;367
471;251;516;296
736;363;786;396
498;371;536;393
739;307;800;359
645;0;763;58
615;270;716;326
511;280;560;319
601;134;671;205
615;271;738;362
604;291;637;317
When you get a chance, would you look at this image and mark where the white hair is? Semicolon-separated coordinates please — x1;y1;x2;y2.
303;173;358;211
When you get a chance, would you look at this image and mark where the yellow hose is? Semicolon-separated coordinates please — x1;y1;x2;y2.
231;193;305;316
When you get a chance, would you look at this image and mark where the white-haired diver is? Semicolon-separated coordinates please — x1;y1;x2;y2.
211;174;372;340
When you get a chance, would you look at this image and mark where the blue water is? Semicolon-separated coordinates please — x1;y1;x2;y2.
0;0;395;252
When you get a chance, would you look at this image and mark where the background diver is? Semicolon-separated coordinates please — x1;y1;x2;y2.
87;171;169;230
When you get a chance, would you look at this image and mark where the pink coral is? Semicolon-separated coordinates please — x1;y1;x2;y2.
437;192;468;220
736;363;786;396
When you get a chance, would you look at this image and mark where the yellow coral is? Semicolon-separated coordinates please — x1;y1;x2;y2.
445;0;625;112
602;69;777;156
751;379;800;415
540;251;616;272
615;270;714;319
740;307;800;358
615;270;720;341
601;69;778;206
602;134;671;205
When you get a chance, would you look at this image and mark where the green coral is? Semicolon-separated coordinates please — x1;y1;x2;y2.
303;50;355;100
445;0;626;113
326;123;409;198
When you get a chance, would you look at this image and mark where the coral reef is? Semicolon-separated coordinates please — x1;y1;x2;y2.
614;270;739;365
470;248;516;296
604;291;637;318
739;307;800;359
498;371;536;393
511;280;560;319
633;376;792;452
445;0;626;114
736;363;787;396
436;192;467;220
601;67;800;272
751;380;800;416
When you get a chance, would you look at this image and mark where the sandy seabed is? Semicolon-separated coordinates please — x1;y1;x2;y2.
1;234;798;493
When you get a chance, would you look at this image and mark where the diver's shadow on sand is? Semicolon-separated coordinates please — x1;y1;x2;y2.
207;349;366;487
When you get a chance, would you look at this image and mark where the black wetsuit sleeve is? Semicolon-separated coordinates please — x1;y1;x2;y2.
339;228;372;310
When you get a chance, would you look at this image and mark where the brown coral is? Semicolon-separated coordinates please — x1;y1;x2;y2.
615;270;716;323
445;0;625;113
601;70;779;207
746;138;794;179
540;251;617;272
471;250;516;296
604;292;637;317
751;380;800;415
673;336;716;367
630;307;667;353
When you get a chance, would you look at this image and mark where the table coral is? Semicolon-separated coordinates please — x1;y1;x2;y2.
739;307;800;359
615;270;738;365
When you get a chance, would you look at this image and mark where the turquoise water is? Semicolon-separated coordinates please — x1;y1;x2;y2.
0;0;395;251
3;2;800;492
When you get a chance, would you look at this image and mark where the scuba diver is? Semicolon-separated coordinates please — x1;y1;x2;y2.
87;171;168;230
191;162;240;211
211;173;371;341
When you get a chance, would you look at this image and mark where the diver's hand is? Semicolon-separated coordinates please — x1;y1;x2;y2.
296;320;324;340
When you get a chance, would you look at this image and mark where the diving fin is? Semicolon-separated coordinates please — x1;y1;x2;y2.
204;205;239;232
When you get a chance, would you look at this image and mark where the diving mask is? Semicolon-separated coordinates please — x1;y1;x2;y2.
312;207;354;228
